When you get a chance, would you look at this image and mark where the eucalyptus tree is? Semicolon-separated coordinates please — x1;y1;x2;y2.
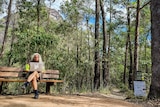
133;0;140;81
0;0;12;58
37;0;40;33
100;0;108;87
148;0;160;99
94;0;100;90
124;0;134;89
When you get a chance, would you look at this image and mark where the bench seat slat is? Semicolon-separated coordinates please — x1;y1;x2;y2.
40;79;63;83
0;72;19;77
0;67;22;72
45;70;59;74
0;78;26;82
42;74;59;79
0;78;63;83
0;72;60;79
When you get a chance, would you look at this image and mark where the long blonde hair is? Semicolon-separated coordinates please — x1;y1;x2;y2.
30;53;43;62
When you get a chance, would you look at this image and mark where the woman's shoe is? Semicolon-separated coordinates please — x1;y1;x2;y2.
21;84;27;89
21;82;29;89
34;94;39;99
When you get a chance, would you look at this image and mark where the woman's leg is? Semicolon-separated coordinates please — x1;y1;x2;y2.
22;71;39;90
31;76;38;90
27;71;39;82
31;76;39;99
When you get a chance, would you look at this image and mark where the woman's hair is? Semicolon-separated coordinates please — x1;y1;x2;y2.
30;53;43;62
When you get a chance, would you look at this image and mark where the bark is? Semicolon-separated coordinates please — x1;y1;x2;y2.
37;0;40;33
123;5;130;83
86;18;91;61
145;33;149;73
133;0;140;81
123;29;128;84
125;2;133;89
8;16;16;66
148;0;160;99
106;0;112;87
100;0;108;87
94;0;100;90
128;7;133;89
0;0;12;58
76;19;79;67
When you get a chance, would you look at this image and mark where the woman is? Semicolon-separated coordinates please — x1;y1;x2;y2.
22;53;44;99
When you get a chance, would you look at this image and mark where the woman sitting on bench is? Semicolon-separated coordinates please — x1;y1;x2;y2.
22;53;45;99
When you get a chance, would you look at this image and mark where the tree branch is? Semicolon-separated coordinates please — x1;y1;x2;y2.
139;0;151;10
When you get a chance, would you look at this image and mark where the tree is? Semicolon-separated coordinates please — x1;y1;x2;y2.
0;0;12;58
100;0;108;87
123;0;133;89
36;0;40;33
94;0;100;90
127;5;133;89
133;0;140;81
148;0;160;99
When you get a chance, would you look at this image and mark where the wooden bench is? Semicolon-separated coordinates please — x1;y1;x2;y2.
0;66;63;94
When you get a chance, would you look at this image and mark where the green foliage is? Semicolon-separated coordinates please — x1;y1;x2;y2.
60;0;84;26
10;31;59;65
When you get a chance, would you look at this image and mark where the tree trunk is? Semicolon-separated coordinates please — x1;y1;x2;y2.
76;19;79;67
123;28;128;84
86;17;91;61
128;7;133;89
145;33;149;73
8;16;16;66
125;2;133;89
37;0;40;33
100;0;108;87
94;0;100;90
148;0;160;99
0;0;12;58
133;0;140;81
106;0;112;87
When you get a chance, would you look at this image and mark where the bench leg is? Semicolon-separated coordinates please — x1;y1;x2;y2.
46;82;53;94
0;82;3;94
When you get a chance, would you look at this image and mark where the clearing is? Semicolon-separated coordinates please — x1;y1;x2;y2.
0;93;143;107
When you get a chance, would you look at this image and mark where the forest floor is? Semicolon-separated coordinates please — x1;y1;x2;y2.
0;89;156;107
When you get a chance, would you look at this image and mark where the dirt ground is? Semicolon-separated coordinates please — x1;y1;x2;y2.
0;93;143;107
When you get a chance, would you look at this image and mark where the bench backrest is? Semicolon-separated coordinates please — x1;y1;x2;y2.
0;67;60;79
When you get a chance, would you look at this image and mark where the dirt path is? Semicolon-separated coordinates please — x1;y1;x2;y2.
0;94;142;107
